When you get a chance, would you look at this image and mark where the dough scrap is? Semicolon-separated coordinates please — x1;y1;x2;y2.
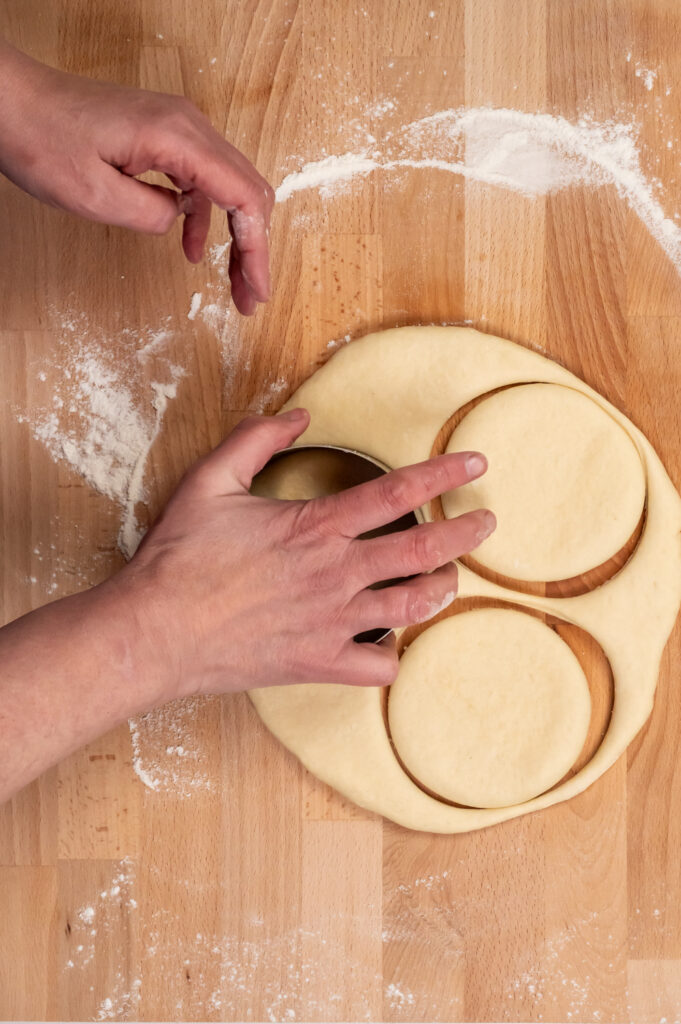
250;326;681;833
442;383;646;582
388;608;592;808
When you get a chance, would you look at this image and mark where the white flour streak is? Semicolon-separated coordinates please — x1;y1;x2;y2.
276;106;681;276
187;291;203;320
275;152;380;201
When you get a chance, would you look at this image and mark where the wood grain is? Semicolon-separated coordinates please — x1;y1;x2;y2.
1;0;681;1020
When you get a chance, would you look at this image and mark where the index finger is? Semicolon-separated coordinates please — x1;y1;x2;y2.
309;452;488;538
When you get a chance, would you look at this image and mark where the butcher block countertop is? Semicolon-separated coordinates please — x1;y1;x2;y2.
2;0;681;1021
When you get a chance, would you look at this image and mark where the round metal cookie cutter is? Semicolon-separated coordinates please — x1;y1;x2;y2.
250;443;422;644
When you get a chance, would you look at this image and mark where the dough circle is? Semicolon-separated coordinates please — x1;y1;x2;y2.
442;383;646;582
388;609;591;808
250;326;681;834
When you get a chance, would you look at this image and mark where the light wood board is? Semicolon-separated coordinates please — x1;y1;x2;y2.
1;0;681;1020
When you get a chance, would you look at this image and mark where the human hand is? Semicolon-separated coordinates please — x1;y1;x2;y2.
118;410;496;696
0;41;273;313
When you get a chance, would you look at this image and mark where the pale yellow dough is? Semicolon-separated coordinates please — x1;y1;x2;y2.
442;383;646;582
250;326;681;834
388;609;592;808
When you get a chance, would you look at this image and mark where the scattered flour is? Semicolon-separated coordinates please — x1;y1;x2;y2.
65;858;137;974
23;321;184;559
129;696;219;795
414;869;451;890
276;106;681;278
253;375;290;414
22;529;111;596
97;911;430;1022
385;982;416;1010
65;857;141;1020
199;301;230;334
635;62;659;91
135;325;174;363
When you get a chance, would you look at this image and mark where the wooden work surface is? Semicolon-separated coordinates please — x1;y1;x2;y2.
2;0;681;1021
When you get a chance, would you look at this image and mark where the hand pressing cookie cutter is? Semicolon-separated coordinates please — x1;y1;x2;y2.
250;443;422;644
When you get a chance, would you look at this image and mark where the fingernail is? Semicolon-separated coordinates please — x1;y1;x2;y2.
476;509;496;542
281;408;307;421
466;452;487;478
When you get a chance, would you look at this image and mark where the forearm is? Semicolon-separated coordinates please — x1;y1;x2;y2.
0;39;53;182
0;577;170;803
0;38;46;112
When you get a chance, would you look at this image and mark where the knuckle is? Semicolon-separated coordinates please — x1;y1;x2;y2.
296;496;337;541
156;103;202;143
145;207;176;235
379;472;414;517
408;529;440;571
166;95;200;122
284;498;321;543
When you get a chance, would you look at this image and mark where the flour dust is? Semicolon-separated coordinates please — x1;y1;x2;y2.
276;106;681;278
129;695;219;796
22;316;184;559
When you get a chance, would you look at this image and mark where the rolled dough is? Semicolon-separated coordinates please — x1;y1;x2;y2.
388;608;591;808
250;326;681;833
442;383;646;582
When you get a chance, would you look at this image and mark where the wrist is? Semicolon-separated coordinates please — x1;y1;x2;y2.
98;566;187;708
86;572;180;714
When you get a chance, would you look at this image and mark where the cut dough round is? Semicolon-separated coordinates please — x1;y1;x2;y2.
388;609;591;808
442;383;646;582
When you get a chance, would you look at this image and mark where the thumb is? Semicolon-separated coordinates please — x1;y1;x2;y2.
209;409;310;492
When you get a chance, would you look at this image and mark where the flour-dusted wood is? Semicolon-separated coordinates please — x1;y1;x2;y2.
1;0;681;1021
